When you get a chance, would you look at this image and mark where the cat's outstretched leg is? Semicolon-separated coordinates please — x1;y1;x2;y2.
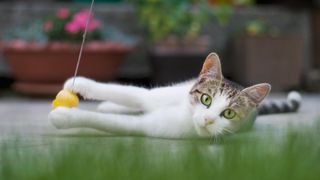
97;101;142;114
64;77;194;112
49;107;145;136
63;77;149;110
48;106;195;138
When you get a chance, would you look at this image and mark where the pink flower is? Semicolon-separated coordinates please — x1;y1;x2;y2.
73;10;102;32
43;21;53;32
65;22;80;34
87;20;101;32
73;10;90;29
56;8;70;20
64;9;102;35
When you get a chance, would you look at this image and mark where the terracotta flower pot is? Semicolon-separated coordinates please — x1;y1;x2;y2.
232;35;303;91
1;41;133;95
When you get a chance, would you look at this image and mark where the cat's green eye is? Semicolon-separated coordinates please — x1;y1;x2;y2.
222;109;237;119
200;94;212;107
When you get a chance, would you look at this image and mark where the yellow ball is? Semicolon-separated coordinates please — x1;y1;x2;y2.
52;90;79;109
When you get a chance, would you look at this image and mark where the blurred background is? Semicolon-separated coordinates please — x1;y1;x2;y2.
0;0;319;96
1;2;320;179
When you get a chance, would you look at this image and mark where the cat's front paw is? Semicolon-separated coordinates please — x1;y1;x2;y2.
63;76;95;99
48;107;76;129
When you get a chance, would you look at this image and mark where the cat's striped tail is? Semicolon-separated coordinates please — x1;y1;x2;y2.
258;91;302;115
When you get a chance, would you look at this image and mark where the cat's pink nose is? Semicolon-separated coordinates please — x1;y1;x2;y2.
204;118;214;126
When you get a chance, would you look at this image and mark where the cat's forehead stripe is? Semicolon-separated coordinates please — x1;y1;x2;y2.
190;78;245;104
219;81;242;98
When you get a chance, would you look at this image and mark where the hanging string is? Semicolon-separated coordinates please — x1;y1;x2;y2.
72;0;96;88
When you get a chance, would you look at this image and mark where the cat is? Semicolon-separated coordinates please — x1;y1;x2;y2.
48;52;301;139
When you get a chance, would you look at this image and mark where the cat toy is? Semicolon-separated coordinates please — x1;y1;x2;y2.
52;0;95;109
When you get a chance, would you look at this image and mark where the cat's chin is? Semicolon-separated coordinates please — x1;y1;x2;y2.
194;125;213;138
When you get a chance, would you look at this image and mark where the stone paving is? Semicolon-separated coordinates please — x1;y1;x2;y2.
0;93;319;142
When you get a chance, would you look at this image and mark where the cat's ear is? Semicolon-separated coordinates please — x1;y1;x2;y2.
199;53;223;81
241;83;271;104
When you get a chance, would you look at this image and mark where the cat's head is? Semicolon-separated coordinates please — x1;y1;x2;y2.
189;53;271;138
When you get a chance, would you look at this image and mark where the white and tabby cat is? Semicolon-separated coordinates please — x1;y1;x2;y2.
49;53;301;139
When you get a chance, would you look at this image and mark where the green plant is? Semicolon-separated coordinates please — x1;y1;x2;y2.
1;8;136;45
131;0;232;43
243;19;280;37
245;19;268;36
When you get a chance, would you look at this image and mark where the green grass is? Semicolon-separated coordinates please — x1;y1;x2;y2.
1;122;320;180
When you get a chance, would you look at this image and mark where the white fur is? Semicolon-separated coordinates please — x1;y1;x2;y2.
48;52;271;139
97;102;141;114
287;91;302;103
63;77;194;112
192;92;232;137
48;77;240;139
49;77;198;138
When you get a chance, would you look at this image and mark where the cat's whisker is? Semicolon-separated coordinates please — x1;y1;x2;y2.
213;136;218;144
211;137;215;144
209;131;218;144
215;136;221;143
212;134;223;144
222;128;234;134
217;136;220;143
215;128;224;136
209;129;224;144
209;134;215;144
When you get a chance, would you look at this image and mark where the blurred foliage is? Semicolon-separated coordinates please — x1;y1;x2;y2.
208;0;255;6
1;8;136;45
244;19;280;36
245;19;268;36
1;20;48;43
129;0;234;43
1;120;319;180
